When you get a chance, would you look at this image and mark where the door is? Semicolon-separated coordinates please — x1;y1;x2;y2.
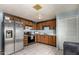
4;20;15;55
41;35;44;43
48;36;56;46
44;35;48;44
14;22;24;52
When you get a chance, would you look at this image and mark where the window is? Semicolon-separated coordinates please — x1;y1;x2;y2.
43;26;49;30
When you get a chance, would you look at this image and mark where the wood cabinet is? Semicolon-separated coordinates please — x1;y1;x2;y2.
37;19;56;30
24;21;33;26
23;35;28;46
43;35;49;44
32;24;37;30
37;35;42;43
4;13;56;30
4;13;33;28
35;35;56;46
48;36;56;46
41;35;44;43
4;13;14;21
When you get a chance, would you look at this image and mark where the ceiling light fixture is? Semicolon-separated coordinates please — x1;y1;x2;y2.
33;4;42;11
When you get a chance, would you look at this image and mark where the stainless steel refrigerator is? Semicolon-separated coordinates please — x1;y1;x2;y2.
0;12;24;55
14;21;24;52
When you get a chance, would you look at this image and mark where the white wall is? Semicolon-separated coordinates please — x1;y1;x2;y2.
56;11;79;49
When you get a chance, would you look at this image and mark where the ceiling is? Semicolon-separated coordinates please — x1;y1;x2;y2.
0;4;78;22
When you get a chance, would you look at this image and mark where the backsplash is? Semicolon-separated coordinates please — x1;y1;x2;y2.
24;29;56;36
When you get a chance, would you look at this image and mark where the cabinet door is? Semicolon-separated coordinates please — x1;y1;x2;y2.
48;36;56;46
40;35;44;43
37;35;41;43
39;23;42;30
25;21;28;25
23;37;28;46
41;35;44;43
48;36;53;45
36;35;39;42
32;24;36;30
44;36;49;44
28;22;32;26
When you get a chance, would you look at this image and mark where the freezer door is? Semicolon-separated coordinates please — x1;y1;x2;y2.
4;21;15;55
15;23;24;52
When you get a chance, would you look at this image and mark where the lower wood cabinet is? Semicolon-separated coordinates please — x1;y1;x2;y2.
35;35;56;46
40;35;45;43
48;36;56;46
37;35;41;42
43;35;49;44
23;35;28;46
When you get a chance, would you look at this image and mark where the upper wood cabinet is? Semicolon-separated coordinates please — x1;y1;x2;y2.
32;24;37;30
36;19;56;30
13;17;20;21
20;19;25;26
29;21;33;25
4;13;56;30
4;13;33;28
25;21;28;25
24;20;33;26
4;13;14;21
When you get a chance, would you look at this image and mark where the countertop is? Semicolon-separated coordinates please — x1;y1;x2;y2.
24;34;56;36
35;34;56;36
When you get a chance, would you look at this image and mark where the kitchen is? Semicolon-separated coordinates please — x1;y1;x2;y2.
0;11;56;55
0;4;79;55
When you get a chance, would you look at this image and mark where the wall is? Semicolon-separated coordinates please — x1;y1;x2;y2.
0;12;3;51
56;10;79;49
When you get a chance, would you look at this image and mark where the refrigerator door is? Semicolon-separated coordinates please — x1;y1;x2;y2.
4;20;15;55
14;22;24;52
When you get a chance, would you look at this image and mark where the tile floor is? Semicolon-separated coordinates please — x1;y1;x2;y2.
13;43;63;55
